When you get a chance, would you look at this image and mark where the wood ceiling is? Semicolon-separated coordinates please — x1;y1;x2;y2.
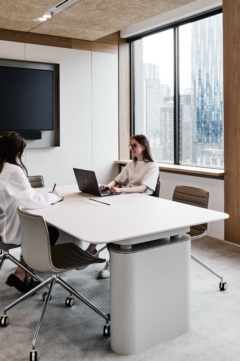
0;0;196;41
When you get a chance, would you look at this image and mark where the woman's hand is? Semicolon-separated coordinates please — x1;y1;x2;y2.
49;190;58;196
109;186;122;194
99;184;109;190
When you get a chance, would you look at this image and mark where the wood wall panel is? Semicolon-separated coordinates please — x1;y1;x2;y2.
0;28;118;54
223;0;240;244
95;32;119;45
118;36;131;159
72;38;117;54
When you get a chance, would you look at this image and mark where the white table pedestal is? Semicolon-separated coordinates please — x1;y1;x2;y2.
110;234;191;355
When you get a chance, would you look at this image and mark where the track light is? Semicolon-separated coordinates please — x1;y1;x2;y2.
33;0;80;23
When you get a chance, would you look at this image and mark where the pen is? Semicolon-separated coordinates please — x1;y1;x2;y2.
52;183;56;191
89;198;111;206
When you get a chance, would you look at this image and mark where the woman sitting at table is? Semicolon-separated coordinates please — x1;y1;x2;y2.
0;132;60;294
86;134;159;278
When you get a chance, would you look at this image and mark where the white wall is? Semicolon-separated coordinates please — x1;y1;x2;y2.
160;172;224;240
0;40;118;186
92;52;118;183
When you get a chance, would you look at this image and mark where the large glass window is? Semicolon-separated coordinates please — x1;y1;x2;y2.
131;10;223;169
133;30;174;164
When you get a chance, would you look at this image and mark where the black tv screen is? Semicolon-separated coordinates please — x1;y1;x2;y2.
0;59;59;132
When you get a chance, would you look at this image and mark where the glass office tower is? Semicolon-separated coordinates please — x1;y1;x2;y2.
179;13;223;168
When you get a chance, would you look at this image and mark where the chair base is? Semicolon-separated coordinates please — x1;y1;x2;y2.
1;250;41;277
1;273;110;360
98;245;107;253
0;251;44;283
191;253;227;290
0;250;46;314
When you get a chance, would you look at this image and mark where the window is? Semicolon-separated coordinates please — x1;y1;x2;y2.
131;10;223;169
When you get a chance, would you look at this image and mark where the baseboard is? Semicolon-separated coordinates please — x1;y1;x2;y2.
207;233;224;241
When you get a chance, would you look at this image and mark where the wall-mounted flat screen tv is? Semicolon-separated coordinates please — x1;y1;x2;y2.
0;59;59;134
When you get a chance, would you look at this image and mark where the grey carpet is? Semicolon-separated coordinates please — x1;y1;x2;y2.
0;237;240;361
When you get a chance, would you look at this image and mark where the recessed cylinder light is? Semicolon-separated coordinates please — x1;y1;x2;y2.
38;17;47;22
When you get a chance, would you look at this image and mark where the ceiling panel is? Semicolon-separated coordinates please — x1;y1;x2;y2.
33;25;106;42
0;1;58;19
0;17;37;32
121;0;195;11
0;0;196;41
32;1;162;40
0;0;58;32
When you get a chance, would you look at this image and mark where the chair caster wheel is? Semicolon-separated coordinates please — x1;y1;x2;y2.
0;315;9;327
65;297;74;307
42;292;51;301
219;282;227;291
30;350;37;361
103;324;110;337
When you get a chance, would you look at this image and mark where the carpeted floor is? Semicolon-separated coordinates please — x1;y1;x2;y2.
0;236;240;361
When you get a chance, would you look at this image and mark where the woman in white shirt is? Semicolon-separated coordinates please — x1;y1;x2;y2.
0;132;60;293
87;134;159;277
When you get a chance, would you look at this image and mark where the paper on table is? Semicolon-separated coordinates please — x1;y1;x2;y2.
51;197;64;205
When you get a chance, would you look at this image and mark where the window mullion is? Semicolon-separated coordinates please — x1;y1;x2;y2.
174;26;180;165
130;42;135;137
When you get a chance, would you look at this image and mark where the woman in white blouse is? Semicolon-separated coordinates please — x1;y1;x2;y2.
87;134;159;278
0;132;60;293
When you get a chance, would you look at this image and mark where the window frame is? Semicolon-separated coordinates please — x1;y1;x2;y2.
129;7;223;168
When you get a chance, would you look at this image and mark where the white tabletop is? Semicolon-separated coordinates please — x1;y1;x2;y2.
28;185;229;246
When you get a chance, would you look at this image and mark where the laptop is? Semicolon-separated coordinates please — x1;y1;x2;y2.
73;168;119;197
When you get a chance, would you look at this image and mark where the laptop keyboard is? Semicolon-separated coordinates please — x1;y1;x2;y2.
99;189;120;196
100;189;111;196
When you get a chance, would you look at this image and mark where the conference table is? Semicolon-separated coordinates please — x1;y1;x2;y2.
28;185;229;355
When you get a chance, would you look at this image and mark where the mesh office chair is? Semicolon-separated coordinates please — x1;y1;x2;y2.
173;185;227;291
0;208;110;361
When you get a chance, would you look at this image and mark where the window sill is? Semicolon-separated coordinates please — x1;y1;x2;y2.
115;160;224;179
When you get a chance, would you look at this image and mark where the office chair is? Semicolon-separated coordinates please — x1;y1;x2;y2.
151;175;161;198
0;208;44;287
0;208;110;361
1;175;46;281
28;175;45;188
0;175;52;325
172;185;227;291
